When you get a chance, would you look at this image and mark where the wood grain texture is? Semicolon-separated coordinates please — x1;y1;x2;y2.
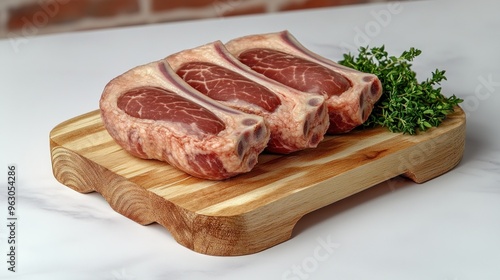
49;107;466;256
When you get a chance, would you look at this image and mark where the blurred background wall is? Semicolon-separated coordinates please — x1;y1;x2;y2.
0;0;391;38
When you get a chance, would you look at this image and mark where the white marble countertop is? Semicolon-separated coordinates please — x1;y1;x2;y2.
1;0;500;279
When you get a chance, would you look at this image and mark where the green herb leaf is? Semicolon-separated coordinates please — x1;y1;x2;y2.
338;46;463;135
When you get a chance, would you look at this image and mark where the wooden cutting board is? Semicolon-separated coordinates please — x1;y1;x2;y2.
49;106;466;256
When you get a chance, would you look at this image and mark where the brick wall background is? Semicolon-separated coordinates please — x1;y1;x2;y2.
0;0;388;39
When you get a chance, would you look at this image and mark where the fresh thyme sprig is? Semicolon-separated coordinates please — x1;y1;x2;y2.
338;46;463;135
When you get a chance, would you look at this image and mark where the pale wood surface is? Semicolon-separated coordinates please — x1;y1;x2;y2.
49;107;466;256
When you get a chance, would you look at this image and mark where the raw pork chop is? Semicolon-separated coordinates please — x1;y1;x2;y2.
225;30;382;134
166;41;329;154
100;60;270;180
